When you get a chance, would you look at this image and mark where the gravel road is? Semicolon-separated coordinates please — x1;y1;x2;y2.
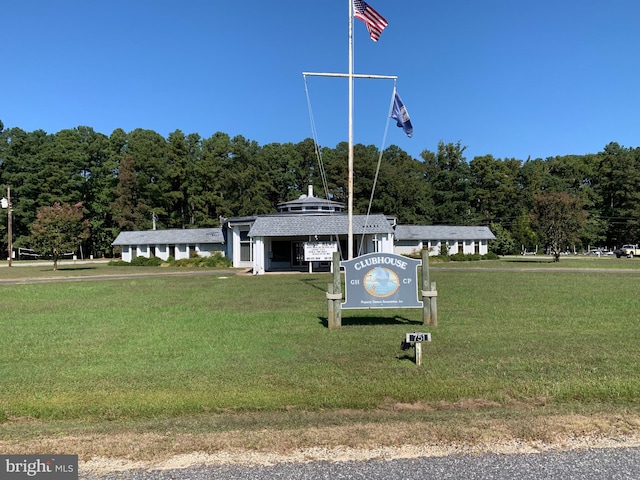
81;446;640;480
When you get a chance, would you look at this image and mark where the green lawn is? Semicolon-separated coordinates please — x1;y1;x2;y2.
1;260;639;424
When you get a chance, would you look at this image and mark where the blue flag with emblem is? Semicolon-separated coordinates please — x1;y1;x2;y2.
391;92;413;138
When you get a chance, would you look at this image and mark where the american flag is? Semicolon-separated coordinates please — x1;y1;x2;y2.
353;0;388;42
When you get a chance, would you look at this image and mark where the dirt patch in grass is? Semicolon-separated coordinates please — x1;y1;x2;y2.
390;399;506;411
1;410;640;475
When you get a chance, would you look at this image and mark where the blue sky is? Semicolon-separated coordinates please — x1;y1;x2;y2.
2;1;640;162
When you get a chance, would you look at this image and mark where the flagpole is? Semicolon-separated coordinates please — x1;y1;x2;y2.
304;1;394;260
348;0;354;260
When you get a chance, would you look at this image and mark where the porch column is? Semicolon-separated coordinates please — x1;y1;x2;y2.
253;236;265;275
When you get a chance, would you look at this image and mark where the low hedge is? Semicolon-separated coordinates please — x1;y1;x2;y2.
109;252;232;268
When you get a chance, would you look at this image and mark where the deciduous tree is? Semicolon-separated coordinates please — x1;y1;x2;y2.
29;202;90;270
532;191;587;262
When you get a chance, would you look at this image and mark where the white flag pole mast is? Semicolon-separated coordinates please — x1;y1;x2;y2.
302;2;397;261
348;0;355;260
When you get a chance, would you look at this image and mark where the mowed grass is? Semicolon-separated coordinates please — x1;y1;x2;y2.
1;262;639;424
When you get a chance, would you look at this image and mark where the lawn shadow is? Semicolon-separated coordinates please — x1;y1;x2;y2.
318;315;422;328
18;265;102;274
299;277;331;293
395;351;417;363
503;258;554;264
54;266;101;272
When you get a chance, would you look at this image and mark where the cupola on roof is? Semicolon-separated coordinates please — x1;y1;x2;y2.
277;185;345;215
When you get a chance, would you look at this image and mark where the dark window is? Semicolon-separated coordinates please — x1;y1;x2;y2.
271;241;290;263
240;230;252;262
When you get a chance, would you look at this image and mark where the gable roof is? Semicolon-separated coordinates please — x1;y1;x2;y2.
248;214;393;237
395;225;495;241
112;228;224;246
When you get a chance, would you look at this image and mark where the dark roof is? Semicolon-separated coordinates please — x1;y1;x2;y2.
249;214;393;237
112;228;224;246
395;225;495;241
225;216;258;224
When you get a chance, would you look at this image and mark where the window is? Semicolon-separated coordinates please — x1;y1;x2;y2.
373;236;380;253
239;230;252;262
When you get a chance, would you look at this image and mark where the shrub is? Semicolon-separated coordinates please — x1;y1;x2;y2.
448;252;499;262
108;260;130;266
173;253;232;268
131;256;164;266
450;253;481;262
109;253;232;268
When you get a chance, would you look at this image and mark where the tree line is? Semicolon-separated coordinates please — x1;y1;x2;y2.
1;119;639;258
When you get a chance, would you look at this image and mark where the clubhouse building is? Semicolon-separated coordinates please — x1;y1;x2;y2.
112;187;494;273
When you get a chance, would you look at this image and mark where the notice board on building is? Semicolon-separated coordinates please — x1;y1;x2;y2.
341;252;423;309
304;241;338;261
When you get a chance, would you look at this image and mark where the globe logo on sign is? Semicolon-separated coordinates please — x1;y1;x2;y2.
363;266;400;298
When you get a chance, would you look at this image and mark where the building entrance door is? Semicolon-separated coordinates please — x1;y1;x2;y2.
292;242;305;268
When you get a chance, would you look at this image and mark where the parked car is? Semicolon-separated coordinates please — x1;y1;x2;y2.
586;248;613;256
614;244;640;258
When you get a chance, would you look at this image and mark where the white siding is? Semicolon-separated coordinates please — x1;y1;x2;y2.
393;239;491;257
175;244;189;260
156;245;169;261
230;225;254;269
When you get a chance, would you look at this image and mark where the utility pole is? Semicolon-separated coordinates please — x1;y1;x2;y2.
1;186;12;267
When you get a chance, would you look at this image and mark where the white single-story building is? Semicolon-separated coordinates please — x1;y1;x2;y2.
238;213;395;274
112;228;225;262
111;188;495;271
225;187;395;274
394;225;495;256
